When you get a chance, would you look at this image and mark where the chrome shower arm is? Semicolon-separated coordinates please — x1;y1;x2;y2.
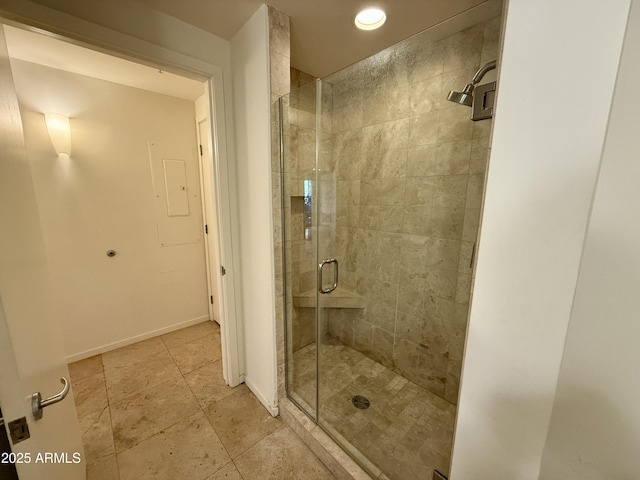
471;59;497;85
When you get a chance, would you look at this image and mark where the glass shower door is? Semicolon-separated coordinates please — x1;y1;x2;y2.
282;6;501;480
281;81;318;418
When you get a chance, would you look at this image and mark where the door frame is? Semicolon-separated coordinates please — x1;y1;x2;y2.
0;6;245;387
196;114;223;325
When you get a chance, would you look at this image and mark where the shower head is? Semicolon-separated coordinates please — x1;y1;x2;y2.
447;84;474;107
446;59;497;107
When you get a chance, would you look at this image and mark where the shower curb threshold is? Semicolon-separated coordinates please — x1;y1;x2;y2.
279;397;375;480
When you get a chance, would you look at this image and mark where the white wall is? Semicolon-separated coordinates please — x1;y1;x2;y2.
539;2;640;478
12;59;210;360
230;4;278;414
451;1;630;478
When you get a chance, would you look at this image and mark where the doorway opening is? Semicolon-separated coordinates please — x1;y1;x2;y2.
3;22;227;361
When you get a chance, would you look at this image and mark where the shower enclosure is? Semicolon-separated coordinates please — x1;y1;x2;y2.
281;5;501;479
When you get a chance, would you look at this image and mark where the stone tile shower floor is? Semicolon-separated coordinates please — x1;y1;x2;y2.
290;337;455;480
68;321;335;480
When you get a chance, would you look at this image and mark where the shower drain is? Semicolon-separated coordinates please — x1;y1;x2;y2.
351;395;370;410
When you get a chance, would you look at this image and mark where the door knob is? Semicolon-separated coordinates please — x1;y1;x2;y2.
31;377;70;420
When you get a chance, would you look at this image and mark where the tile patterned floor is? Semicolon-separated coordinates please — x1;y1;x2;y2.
290;337;456;480
69;321;336;480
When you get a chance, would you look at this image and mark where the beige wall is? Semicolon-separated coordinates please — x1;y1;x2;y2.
12;59;209;360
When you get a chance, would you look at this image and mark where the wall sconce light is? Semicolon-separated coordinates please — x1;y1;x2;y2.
44;113;71;157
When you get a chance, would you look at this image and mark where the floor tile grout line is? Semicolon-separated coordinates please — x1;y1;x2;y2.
162;332;216;377
105;368;183;406
199;386;274;461
108;331;227;462
99;352;122;480
112;407;206;457
159;320;217;351
230;459;246;480
107;371;199;454
74;322;285;479
180;363;232;461
101;338;170;370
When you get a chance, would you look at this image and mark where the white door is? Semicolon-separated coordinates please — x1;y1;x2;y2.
0;25;84;480
198;118;222;324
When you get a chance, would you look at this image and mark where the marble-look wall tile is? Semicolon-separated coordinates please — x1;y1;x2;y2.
481;16;502;64
455;273;472;305
444;361;461;404
466;174;485;208
437;107;473;143
461;207;481;242
371;327;394;366
281;14;500;407
394;339;447;398
362;84;411;127
435;141;471;175
333;101;363;133
271;53;290;97
268;6;290;406
406;145;437;177
336;226;358;273
292;308;315;351
405;42;445;84
362;148;408;179
353;320;374;355
458;241;475;273
427;237;461;271
470;141;490;174
363;118;410;153
408;112;439;147
404;177;436;205
291;67;315;90
336;181;360;227
366;299;396;333
431;203;465;240
360;178;406;206
268;6;290;58
426;269;458;300
332;72;364;110
440;24;483;73
410;75;443;115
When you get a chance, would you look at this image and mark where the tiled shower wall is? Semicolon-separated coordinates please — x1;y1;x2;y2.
268;6;290;399
323;17;501;404
284;78;317;353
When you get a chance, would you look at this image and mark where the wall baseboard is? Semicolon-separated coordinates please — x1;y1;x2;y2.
244;376;279;417
65;315;211;363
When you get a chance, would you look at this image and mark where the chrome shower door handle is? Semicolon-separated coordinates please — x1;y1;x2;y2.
318;258;339;294
31;377;70;420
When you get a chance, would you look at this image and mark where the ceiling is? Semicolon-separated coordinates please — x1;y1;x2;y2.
3;0;495;97
133;0;490;77
4;24;205;101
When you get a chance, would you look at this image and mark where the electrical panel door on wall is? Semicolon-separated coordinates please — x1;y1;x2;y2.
149;142;202;246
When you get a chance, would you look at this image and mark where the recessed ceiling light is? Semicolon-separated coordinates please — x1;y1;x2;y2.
354;8;386;31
